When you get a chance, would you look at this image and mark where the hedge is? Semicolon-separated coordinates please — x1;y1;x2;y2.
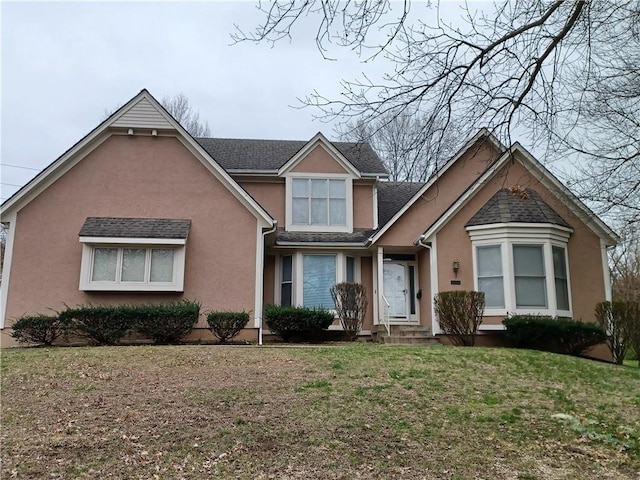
503;314;607;356
264;304;334;342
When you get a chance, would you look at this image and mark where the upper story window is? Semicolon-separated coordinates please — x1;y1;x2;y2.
292;178;346;226
285;174;353;233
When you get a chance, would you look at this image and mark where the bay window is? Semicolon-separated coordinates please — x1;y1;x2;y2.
468;225;572;316
80;242;186;292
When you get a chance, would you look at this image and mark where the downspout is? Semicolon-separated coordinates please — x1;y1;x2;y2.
259;221;278;346
416;234;436;333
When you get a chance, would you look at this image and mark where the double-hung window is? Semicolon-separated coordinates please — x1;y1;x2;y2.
513;245;547;308
476;245;505;308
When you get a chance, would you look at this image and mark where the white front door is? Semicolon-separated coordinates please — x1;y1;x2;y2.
383;261;418;322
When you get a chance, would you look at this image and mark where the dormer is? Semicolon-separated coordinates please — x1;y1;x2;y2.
279;133;363;233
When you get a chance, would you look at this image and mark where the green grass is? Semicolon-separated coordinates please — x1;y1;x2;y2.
1;344;639;479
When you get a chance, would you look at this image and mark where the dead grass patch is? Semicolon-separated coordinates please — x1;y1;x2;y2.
1;345;638;479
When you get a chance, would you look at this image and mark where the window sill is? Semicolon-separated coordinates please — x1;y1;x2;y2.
81;283;184;292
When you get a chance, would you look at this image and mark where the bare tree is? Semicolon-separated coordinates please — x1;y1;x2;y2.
236;1;640;224
161;93;211;137
337;109;460;182
104;93;211;137
610;224;640;302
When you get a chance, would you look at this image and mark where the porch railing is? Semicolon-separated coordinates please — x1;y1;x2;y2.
381;294;390;335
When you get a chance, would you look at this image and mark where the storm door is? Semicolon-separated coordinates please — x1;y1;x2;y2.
383;261;418;322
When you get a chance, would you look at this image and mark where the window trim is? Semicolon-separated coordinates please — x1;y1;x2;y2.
468;224;572;317
79;237;186;292
285;173;353;233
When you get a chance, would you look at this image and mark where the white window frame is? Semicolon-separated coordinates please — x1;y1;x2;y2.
285;173;353;233
79;237;186;292
275;252;361;307
467;224;573;318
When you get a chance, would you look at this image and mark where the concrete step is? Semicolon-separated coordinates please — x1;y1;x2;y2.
381;335;441;345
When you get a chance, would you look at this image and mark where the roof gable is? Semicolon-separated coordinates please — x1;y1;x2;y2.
418;145;618;245
111;97;174;129
1;90;274;227
369;128;504;243
278;133;361;177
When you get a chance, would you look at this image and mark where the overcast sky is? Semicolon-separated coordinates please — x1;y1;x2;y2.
1;1;481;202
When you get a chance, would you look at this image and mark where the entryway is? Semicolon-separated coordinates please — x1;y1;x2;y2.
382;260;418;323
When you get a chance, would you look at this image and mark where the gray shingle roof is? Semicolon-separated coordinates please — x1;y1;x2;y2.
377;181;426;227
465;188;571;228
196;137;387;175
276;228;375;245
79;217;191;239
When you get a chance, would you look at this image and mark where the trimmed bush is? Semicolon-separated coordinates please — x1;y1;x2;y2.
331;282;368;341
133;301;200;344
595;301;639;365
59;301;200;346
265;304;334;342
434;291;485;346
60;305;132;346
11;314;67;346
503;315;607;356
206;311;250;343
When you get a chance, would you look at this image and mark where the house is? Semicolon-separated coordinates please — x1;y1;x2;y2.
0;90;618;346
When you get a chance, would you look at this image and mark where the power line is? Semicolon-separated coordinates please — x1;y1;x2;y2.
1;183;24;188
1;163;42;171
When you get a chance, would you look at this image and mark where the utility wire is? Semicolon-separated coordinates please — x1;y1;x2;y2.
1;163;41;171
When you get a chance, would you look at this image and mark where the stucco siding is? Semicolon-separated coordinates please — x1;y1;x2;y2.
290;145;349;174
240;181;285;225
360;256;374;330
353;183;375;229
3;135;258;338
416;247;432;328
378;140;501;246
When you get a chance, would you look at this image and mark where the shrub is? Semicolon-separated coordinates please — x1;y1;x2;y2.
60;305;132;346
11;314;67;346
595;301;639;364
59;301;200;346
206;311;250;343
503;315;607;356
133;301;200;344
434;291;485;346
331;282;368;341
264;304;334;342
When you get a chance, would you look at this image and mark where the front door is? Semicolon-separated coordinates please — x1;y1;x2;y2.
383;261;418;322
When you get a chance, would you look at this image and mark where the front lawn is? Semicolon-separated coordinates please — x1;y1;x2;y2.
1;345;638;479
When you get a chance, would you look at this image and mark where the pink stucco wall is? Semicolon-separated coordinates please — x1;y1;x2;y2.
435;160;607;325
378;140;501;247
3;135;259;340
290;145;349;174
